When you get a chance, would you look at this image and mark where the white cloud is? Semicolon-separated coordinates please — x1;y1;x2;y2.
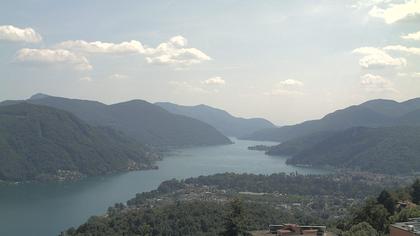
368;0;420;24
352;47;407;68
55;35;211;67
360;73;397;93
0;25;42;43
350;0;391;9
202;76;226;85
278;79;304;87
108;73;128;80
15;48;92;71
145;36;211;67
56;40;145;54
401;31;420;40
384;45;420;55
169;35;188;47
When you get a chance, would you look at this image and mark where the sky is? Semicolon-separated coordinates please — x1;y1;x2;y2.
0;0;419;125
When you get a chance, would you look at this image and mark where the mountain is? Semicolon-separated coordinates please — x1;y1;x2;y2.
395;109;420;126
266;131;336;157
155;102;275;137
245;98;420;142
6;94;232;147
358;99;416;117
277;126;420;174
0;103;159;181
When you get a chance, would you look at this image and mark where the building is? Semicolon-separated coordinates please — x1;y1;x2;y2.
269;224;326;236
390;218;420;236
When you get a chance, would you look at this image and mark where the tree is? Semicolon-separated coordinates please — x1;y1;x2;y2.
220;198;251;236
390;207;420;223
377;190;396;214
138;224;151;236
352;198;389;233
411;179;420;204
343;222;378;236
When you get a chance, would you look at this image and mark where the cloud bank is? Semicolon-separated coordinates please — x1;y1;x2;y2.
0;25;42;43
352;47;407;68
56;35;211;67
401;31;420;41
360;73;397;93
384;45;420;55
368;0;420;24
15;48;92;71
56;40;145;54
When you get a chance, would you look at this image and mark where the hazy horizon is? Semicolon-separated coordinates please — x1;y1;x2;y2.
1;0;420;124
3;92;420;126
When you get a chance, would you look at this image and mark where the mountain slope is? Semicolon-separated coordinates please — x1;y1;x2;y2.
156;102;275;137
395;109;420;126
23;94;231;147
107;100;233;146
245;98;420;142
283;126;420;174
0;103;159;181
357;98;420;120
266;131;336;157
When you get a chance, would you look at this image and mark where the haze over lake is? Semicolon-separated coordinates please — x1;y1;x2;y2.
0;138;328;236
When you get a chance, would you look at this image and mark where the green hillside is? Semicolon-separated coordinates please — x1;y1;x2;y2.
22;94;232;147
0;103;159;181
245;98;420;142
280;126;420;174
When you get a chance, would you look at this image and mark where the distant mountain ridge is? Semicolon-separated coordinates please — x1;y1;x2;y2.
1;94;232;147
269;126;420;174
0;103;159;181
155;102;275;137
245;98;420;142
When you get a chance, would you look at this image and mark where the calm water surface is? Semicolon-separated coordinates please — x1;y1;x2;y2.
0;138;329;236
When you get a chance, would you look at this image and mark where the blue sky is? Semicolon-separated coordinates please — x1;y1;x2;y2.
1;0;420;124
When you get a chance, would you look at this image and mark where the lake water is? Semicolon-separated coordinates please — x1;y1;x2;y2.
0;138;328;236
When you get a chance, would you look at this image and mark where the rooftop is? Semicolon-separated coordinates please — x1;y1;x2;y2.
391;218;420;235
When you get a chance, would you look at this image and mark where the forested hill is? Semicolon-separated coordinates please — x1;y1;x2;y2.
63;172;402;236
156;102;275;137
244;98;420;142
2;94;232;147
0;103;159;181
268;126;420;174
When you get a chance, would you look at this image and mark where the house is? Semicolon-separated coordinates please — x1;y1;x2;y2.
390;218;420;236
269;224;326;236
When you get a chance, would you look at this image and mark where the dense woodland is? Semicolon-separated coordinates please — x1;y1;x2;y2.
62;172;410;236
267;126;420;174
0;103;159;181
181;172;389;198
64;200;303;236
334;179;420;235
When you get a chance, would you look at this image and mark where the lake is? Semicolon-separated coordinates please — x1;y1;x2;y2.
0;138;329;236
